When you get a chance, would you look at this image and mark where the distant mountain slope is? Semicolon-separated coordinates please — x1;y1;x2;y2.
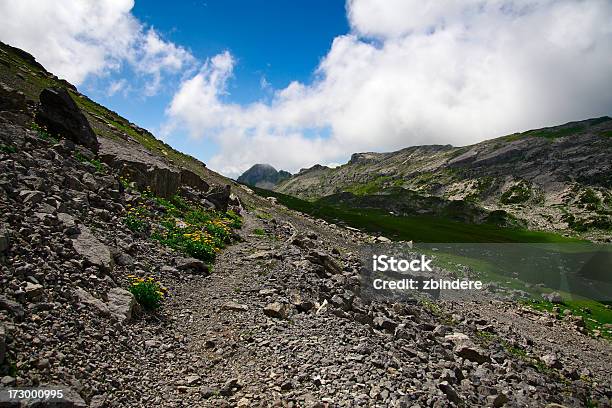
276;118;612;239
237;163;291;189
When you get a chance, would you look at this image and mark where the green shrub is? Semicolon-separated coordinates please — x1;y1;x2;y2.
254;228;265;236
123;204;149;232
500;181;531;204
152;214;235;262
127;276;166;310
31;122;59;143
580;189;601;208
119;179;242;262
89;158;105;173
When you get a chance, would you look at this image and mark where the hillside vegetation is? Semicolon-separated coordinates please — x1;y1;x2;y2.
276;118;612;241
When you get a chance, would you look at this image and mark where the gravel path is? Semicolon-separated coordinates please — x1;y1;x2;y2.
128;205;612;407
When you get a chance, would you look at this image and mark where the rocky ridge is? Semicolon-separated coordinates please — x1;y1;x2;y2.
275;118;612;240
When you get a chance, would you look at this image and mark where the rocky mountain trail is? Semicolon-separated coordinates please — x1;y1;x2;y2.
0;40;610;407
116;206;612;407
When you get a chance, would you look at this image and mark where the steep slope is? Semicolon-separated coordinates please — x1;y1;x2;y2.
0;40;245;200
237;163;291;189
276;119;612;239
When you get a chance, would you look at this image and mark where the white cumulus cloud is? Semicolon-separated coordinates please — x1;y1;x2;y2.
165;0;612;178
0;0;194;93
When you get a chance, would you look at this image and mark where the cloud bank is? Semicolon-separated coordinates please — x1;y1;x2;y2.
0;0;194;94
165;0;612;177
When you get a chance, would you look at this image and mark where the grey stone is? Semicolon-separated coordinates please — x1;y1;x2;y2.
203;185;232;211
19;190;44;205
1;376;15;386
455;344;491;364
439;381;461;404
223;302;248;311
89;394;107;408
306;250;342;275
219;378;241;396
75;287;136;322
24;282;43;301
264;302;288;319
488;393;509;407
542;292;563;304
185;374;201;385
0;295;25;320
180;169;209;191
373;316;399;332
541;353;562;369
72;226;113;272
75;287;110;316
175;257;209;275
107;287;138;322
99;137;180;197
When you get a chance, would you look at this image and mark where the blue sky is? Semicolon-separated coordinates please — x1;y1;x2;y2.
81;0;348;168
1;0;611;177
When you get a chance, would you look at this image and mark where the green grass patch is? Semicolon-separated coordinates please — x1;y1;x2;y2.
346;175;391;195
526;126;583;140
523;298;612;339
500;180;532;204
0;144;17;154
31;122;58;143
251;186;579;244
120;184;241;263
256;211;273;220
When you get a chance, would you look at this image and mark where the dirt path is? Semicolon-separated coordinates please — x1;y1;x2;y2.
129;206;611;407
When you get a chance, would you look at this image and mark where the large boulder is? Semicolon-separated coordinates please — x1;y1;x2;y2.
306;250;342;275
71;226;114;272
264;302;288;319
180;169;209;192
107;288;138;322
35;87;99;152
75;287;137;322
203;185;231;212
99;137;180;198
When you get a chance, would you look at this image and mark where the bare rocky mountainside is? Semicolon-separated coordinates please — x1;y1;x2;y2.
0;40;611;408
276;120;612;241
237;164;292;189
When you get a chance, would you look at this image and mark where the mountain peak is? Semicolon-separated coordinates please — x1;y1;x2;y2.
237;163;291;188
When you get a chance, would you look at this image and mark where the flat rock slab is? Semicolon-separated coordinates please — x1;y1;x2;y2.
75;287;137;322
99;137;180;198
71;226;113;272
264;302;288;319
222;302;248;311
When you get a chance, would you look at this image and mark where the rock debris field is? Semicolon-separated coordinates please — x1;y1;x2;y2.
0;71;611;407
